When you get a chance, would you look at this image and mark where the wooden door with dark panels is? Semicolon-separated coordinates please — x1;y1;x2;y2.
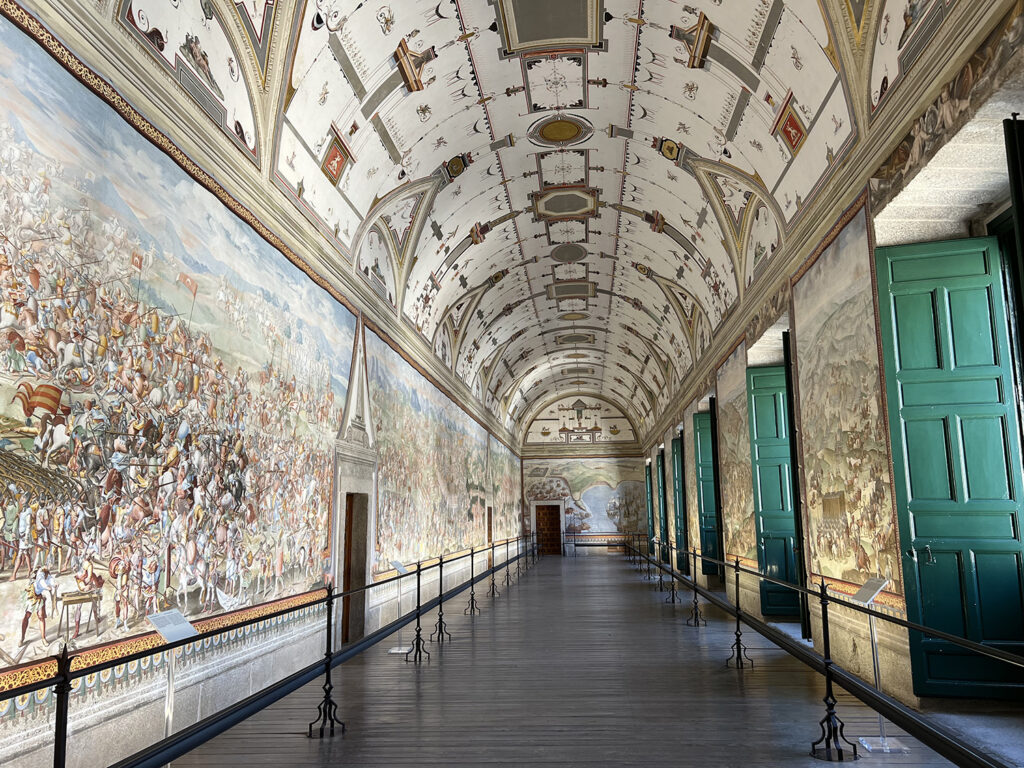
536;504;562;555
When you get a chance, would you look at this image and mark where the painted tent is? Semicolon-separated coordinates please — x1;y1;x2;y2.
0;15;356;667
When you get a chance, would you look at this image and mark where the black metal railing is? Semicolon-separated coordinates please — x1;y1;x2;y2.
623;533;1022;768
561;530;632;555
0;534;538;768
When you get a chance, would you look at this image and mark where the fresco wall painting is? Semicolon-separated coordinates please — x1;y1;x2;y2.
488;436;521;541
366;331;490;573
0;14;356;672
716;343;757;565
791;206;904;604
523;458;646;536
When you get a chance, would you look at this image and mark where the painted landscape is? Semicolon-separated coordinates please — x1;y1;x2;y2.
488;436;521;540
366;332;488;571
524;458;645;534
793;210;903;597
716;345;756;563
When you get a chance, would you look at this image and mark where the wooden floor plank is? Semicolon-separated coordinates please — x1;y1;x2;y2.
176;555;954;767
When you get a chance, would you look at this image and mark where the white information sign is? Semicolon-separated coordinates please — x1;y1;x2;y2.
148;609;199;643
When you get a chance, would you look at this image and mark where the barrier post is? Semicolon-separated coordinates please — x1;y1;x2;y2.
487;542;500;598
405;563;430;663
52;645;72;768
430;554;451;643
465;547;480;615
308;585;345;737
725;558;753;669
811;580;858;761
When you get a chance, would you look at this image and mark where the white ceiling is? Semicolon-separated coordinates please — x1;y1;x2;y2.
112;0;983;441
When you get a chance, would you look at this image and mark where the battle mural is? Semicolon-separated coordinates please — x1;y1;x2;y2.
523;458;645;535
792;208;903;599
366;331;488;571
488;436;521;540
716;344;756;564
0;16;356;668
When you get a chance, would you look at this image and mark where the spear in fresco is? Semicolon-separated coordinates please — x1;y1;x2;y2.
131;250;144;302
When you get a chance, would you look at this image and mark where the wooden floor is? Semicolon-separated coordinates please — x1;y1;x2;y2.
177;555;953;767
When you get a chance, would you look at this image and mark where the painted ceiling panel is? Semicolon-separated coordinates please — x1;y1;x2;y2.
118;0;260;158
266;0;864;442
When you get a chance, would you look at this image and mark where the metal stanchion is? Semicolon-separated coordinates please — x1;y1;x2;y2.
503;539;513;586
465;547;480;616
726;558;752;669
656;542;666;590
405;563;430;663
308;584;345;737
52;645;71;768
487;542;500;598
665;545;678;603
515;537;524;578
811;580;858;761
687;547;705;627
430;554;451;643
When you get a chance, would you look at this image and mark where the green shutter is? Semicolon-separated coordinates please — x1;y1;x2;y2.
878;236;1024;698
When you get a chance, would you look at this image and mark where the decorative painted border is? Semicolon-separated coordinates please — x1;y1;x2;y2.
0;602;324;723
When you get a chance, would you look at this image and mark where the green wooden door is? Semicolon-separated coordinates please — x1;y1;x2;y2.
694;412;721;576
645;461;655;554
878;237;1024;698
747;367;800;616
656;449;669;562
672;434;689;573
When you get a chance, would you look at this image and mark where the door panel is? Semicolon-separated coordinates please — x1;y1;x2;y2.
536;505;562;556
645;462;655;555
878;236;1024;697
656;449;669;562
672;435;689;572
747;367;799;616
694;412;721;576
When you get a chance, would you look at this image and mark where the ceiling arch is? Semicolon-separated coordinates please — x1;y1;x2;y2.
273;0;858;441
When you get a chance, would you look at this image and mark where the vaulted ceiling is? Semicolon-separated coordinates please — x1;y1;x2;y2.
275;0;861;436
98;0;964;443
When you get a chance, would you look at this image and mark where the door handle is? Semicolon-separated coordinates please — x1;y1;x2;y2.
924;545;936;565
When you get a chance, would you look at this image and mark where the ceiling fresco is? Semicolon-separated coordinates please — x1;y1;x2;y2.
118;0;261;159
268;0;858;438
524;394;637;446
67;0;973;445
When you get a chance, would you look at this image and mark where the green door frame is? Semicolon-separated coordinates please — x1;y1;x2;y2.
782;331;812;639
747;365;800;617
693;411;722;577
656;447;669;562
672;432;689;573
645;460;655;555
878;236;1024;698
709;398;727;580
